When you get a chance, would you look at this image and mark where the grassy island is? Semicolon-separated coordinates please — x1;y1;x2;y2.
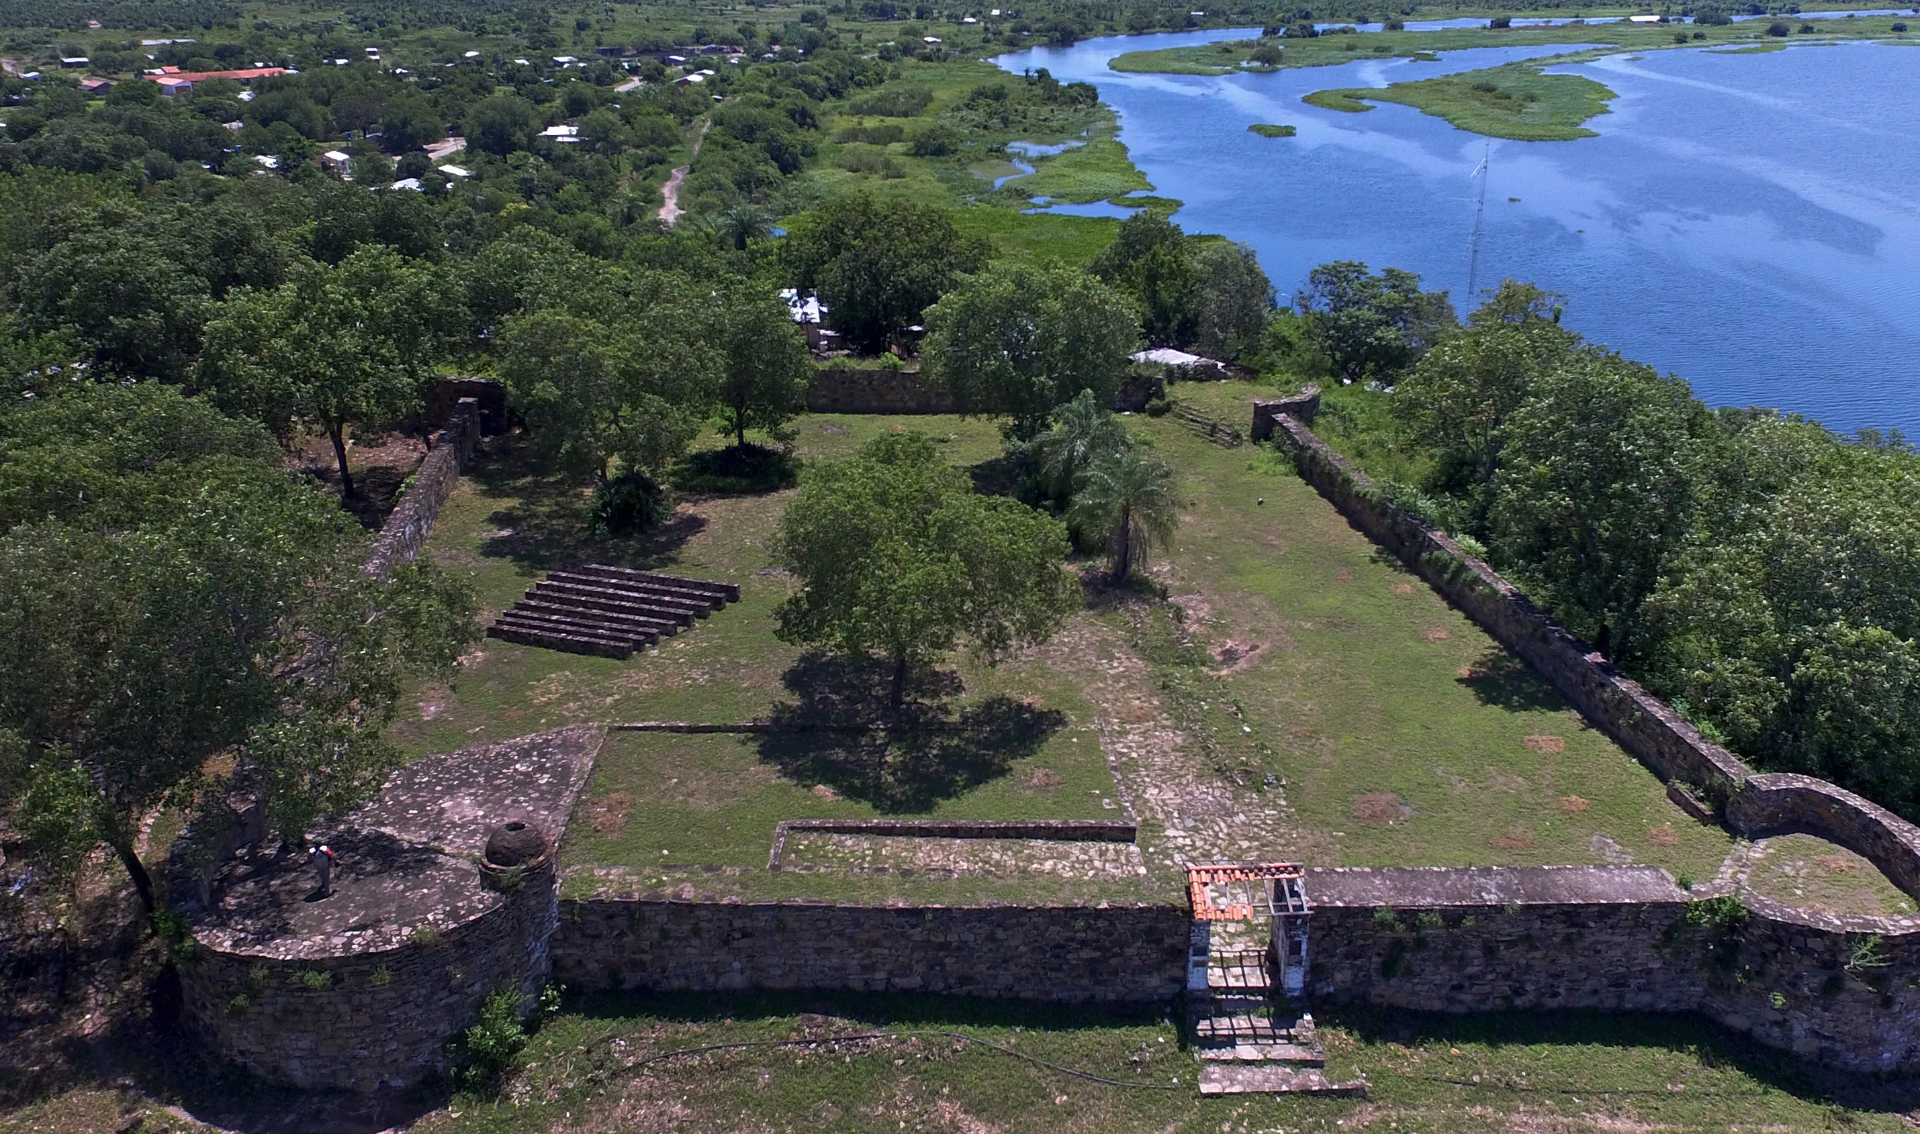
1248;122;1299;136
1306;65;1618;140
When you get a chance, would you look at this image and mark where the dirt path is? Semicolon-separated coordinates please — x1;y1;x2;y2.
656;119;713;226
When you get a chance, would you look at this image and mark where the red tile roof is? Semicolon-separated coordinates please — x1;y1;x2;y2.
142;66;287;83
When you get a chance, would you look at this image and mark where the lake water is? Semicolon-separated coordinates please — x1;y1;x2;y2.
995;32;1920;435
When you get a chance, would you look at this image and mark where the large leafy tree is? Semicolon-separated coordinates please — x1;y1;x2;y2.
1068;446;1180;583
1395;281;1580;531
781;195;989;355
1645;422;1920;811
496;271;720;483
0;384;476;913
921;261;1139;439
775;433;1078;706
1088;210;1196;348
1188;240;1275;362
198;248;463;498
711;282;814;449
1296;260;1455;384
1488;352;1709;660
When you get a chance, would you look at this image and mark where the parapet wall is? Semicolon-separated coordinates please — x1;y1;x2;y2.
807;366;1162;416
1306;866;1920;1073
179;863;556;1091
1266;411;1920;910
552;898;1188;1002
363;398;479;578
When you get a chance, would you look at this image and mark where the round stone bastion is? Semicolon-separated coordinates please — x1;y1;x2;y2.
173;725;600;1092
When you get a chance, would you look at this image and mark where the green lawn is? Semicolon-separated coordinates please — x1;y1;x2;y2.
1135;381;1734;881
397;991;1917;1134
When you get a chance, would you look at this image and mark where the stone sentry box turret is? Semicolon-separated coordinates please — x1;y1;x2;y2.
172;725;599;1091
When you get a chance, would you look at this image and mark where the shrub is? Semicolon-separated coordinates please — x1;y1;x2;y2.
1797;21;1816;32
909;124;962;157
1766;20;1790;34
585;472;671;537
1685;895;1748;930
457;988;529;1090
1488;15;1511;27
836;123;905;145
292;967;333;990
848;84;933;117
224;993;251;1016
1894;22;1908;32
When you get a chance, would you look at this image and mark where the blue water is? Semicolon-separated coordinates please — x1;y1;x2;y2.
996;33;1920;434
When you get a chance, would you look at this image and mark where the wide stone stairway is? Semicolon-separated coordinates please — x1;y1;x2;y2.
1189;929;1366;1096
486;565;738;659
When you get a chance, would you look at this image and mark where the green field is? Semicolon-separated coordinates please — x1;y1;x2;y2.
379;992;1919;1134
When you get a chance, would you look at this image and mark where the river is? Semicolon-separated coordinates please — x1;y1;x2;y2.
994;33;1920;436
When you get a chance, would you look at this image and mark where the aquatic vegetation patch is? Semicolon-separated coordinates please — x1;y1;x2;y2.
1247;123;1298;137
1304;65;1617;141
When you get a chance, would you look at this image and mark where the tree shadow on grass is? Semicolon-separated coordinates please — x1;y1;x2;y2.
756;652;1067;814
1456;648;1565;713
467;433;706;573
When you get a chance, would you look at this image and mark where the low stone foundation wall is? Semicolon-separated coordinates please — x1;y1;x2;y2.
1306;866;1920;1073
552;899;1188;1002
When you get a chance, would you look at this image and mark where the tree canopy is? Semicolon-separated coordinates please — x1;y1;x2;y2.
774;432;1077;706
781;194;989;355
0;383;475;911
921;260;1139;439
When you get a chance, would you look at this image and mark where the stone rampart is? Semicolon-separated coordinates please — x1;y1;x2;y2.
1249;385;1321;440
807;366;1162;416
1305;866;1920;1072
179;860;556;1091
175;726;601;1091
1266;412;1920;907
551;899;1188;1002
363;398;479;578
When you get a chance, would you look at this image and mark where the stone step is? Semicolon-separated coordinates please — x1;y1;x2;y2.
546;570;720;615
1199;1065;1366;1097
487;619;634;660
513;599;669;641
536;579;706;621
531;582;696;627
493;609;645;649
1192;1015;1296;1041
564;564;737;606
504;604;661;645
1196;1043;1324;1065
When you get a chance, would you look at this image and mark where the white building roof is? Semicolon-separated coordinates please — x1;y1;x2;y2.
438;164;473;178
388;177;423;191
1132;347;1225;369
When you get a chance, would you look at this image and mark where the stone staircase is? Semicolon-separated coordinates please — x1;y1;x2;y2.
1172;403;1246;448
486;565;739;659
1188;929;1366;1097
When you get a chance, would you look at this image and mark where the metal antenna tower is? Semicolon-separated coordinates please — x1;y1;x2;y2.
1465;141;1491;302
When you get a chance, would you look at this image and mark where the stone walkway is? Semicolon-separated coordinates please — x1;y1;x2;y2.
779;831;1147;881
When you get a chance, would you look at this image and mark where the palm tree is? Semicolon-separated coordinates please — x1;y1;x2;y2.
1030;388;1131;505
1068;449;1180;583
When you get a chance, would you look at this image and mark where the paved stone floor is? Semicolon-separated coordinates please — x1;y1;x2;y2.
779;832;1148;880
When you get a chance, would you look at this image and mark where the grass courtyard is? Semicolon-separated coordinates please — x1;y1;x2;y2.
406;386;1757;905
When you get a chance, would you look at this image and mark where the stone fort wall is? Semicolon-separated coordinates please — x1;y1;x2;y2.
1264;410;1920;906
551;899;1189;1002
1306;866;1920;1073
178;864;557;1091
807;365;1162;416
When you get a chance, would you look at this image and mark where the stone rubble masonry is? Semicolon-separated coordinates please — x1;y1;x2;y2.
175;726;601;1092
1248;385;1322;440
362;398;479;578
1306;866;1920;1073
550;898;1190;1002
806;365;1162;416
1265;410;1920;913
